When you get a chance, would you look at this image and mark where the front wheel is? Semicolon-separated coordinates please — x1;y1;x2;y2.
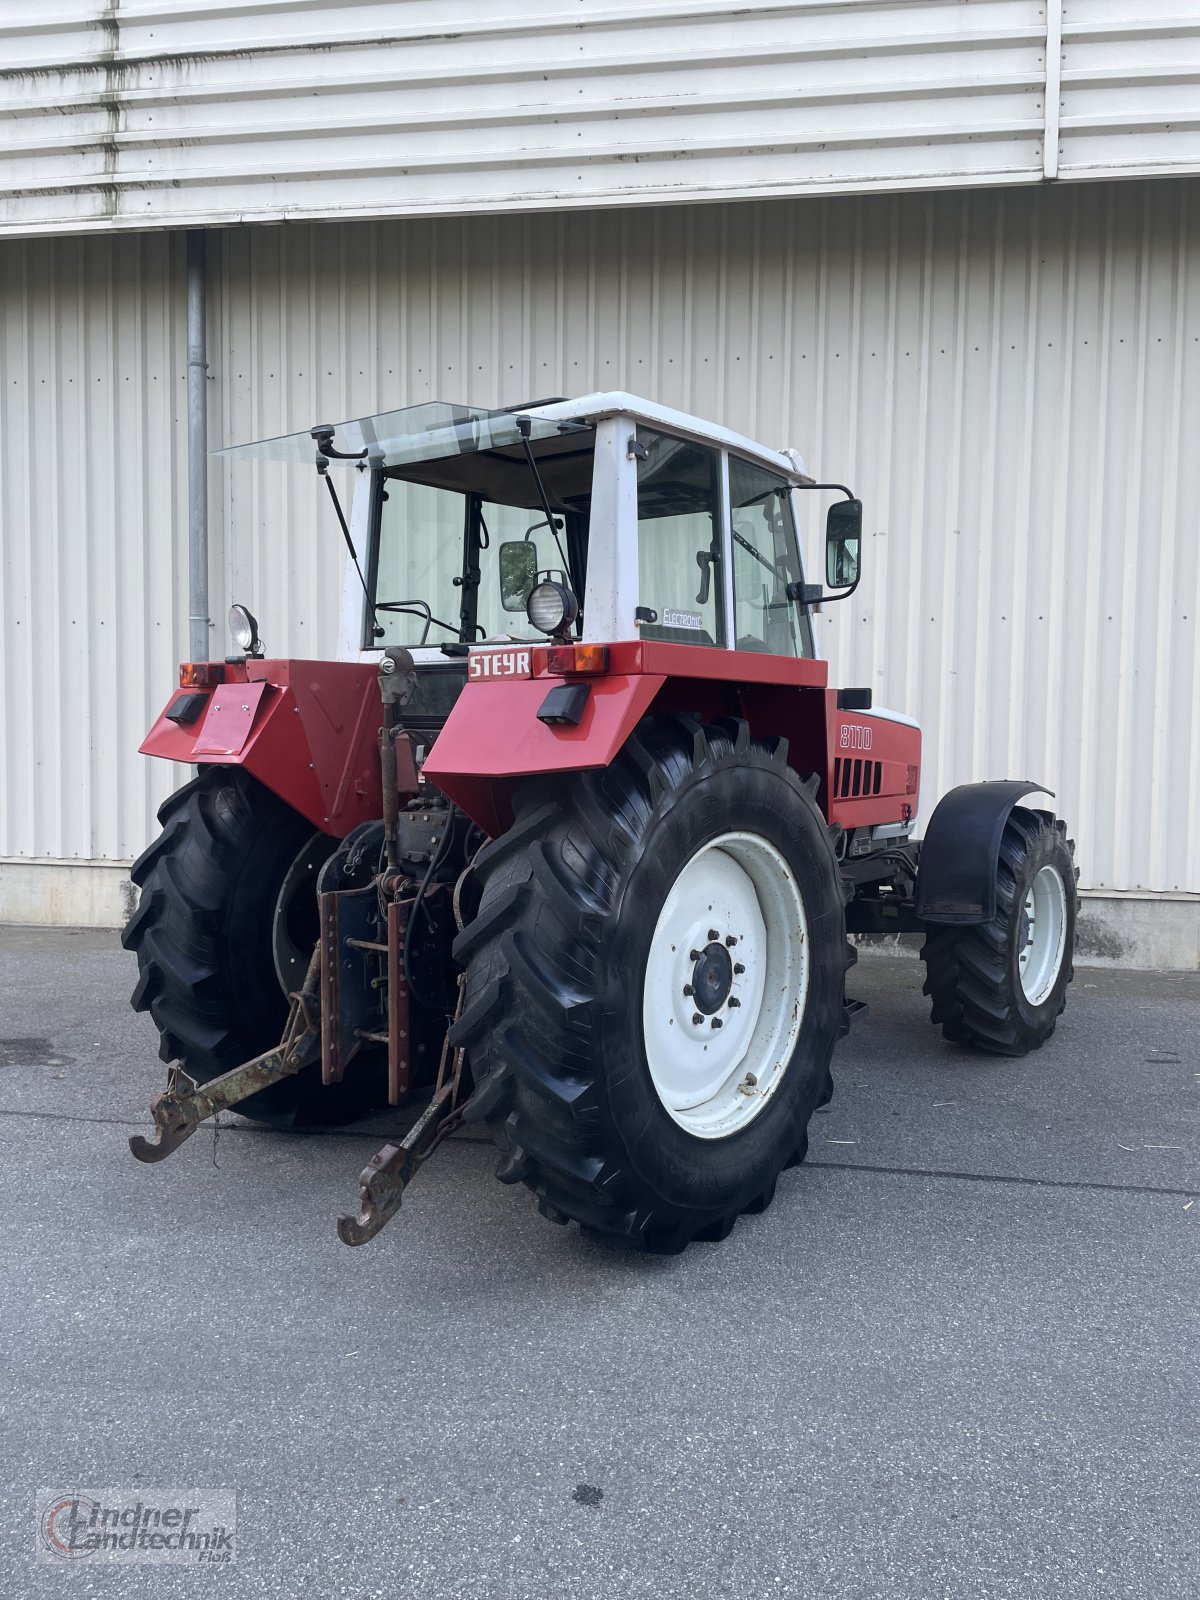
921;807;1078;1056
451;713;854;1252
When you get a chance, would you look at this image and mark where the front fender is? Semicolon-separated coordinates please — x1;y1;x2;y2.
915;780;1052;924
140;661;383;835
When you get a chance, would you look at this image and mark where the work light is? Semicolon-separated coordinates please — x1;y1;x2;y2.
526;580;578;638
228;603;263;657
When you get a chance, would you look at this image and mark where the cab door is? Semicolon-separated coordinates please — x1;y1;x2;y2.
727;453;815;659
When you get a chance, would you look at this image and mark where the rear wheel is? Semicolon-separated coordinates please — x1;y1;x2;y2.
122;766;382;1125
921;807;1077;1056
451;713;853;1252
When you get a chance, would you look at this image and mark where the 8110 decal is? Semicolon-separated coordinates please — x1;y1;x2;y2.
839;723;873;751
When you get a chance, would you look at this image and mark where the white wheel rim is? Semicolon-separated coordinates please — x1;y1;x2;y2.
1018;864;1068;1006
641;831;810;1140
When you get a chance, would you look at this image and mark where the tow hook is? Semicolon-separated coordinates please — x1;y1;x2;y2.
336;974;469;1246
128;952;319;1164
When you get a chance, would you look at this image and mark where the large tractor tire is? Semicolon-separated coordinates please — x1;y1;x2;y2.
123;767;381;1125
921;807;1077;1056
451;713;853;1252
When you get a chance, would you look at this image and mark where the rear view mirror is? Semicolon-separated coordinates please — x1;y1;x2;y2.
499;541;538;612
826;499;862;589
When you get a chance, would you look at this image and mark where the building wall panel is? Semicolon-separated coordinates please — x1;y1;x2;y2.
1059;4;1200;179
2;181;1198;903
0;1;1054;234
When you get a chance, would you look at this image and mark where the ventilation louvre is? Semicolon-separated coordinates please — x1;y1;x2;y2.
833;757;882;800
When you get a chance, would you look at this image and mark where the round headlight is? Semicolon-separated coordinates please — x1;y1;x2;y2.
526;580;578;637
228;603;261;656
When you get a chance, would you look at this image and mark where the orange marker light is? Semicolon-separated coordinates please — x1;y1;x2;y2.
546;644;609;677
179;662;226;689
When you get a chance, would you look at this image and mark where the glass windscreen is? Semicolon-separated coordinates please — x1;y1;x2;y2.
368;429;594;649
216;401;565;468
372;485;581;648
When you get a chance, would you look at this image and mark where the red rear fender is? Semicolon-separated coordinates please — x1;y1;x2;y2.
422;668;663;836
141;661;383;835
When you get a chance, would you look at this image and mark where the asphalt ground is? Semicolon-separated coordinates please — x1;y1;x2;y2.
1;926;1197;1599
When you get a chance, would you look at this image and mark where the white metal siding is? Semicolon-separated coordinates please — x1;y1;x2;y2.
0;231;190;864
1059;4;1200;181
2;180;1198;896
0;0;1132;236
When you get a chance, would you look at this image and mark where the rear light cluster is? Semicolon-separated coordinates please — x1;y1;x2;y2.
546;644;608;676
179;662;226;689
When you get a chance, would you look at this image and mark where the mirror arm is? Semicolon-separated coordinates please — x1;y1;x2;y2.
814;581;860;605
793;481;863;601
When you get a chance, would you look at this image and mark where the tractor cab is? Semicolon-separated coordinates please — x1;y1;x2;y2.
220;392;860;679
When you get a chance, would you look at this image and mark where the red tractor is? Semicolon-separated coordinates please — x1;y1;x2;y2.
124;394;1077;1251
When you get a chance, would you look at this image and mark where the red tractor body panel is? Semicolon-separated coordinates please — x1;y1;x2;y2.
825;702;922;829
425;641;919;835
422;664;664;838
141;643;921;842
423;640;826;834
141;660;383;835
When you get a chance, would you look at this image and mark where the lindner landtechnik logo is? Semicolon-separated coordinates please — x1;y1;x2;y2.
37;1489;236;1563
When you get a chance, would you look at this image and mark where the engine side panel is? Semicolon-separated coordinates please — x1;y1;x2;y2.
825;702;922;830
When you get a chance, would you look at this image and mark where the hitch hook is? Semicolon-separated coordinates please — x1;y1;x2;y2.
337;974;468;1246
130;961;318;1164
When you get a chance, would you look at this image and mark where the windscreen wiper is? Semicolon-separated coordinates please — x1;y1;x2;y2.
732;526;780;578
374;600;464;647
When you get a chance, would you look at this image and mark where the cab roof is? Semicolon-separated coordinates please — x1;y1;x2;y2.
519;392;809;481
217;391;808;482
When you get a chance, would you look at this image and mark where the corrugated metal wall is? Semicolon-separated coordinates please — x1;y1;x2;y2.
4;1;1200;235
0;230;190;865
3;179;1199;895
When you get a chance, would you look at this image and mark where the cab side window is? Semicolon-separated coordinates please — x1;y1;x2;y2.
729;455;807;658
636;429;725;646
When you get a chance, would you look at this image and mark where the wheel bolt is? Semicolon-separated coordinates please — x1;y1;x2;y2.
728;997;741;1008
708;928;720;942
689;949;702;961
692;1012;703;1026
725;935;737;947
682;984;693;997
711;1017;723;1030
733;963;745;975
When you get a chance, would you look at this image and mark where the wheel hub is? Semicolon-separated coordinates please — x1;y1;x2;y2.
1017;863;1068;1006
691;941;734;1014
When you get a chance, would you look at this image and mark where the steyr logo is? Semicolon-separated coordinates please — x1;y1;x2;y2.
468;649;531;680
